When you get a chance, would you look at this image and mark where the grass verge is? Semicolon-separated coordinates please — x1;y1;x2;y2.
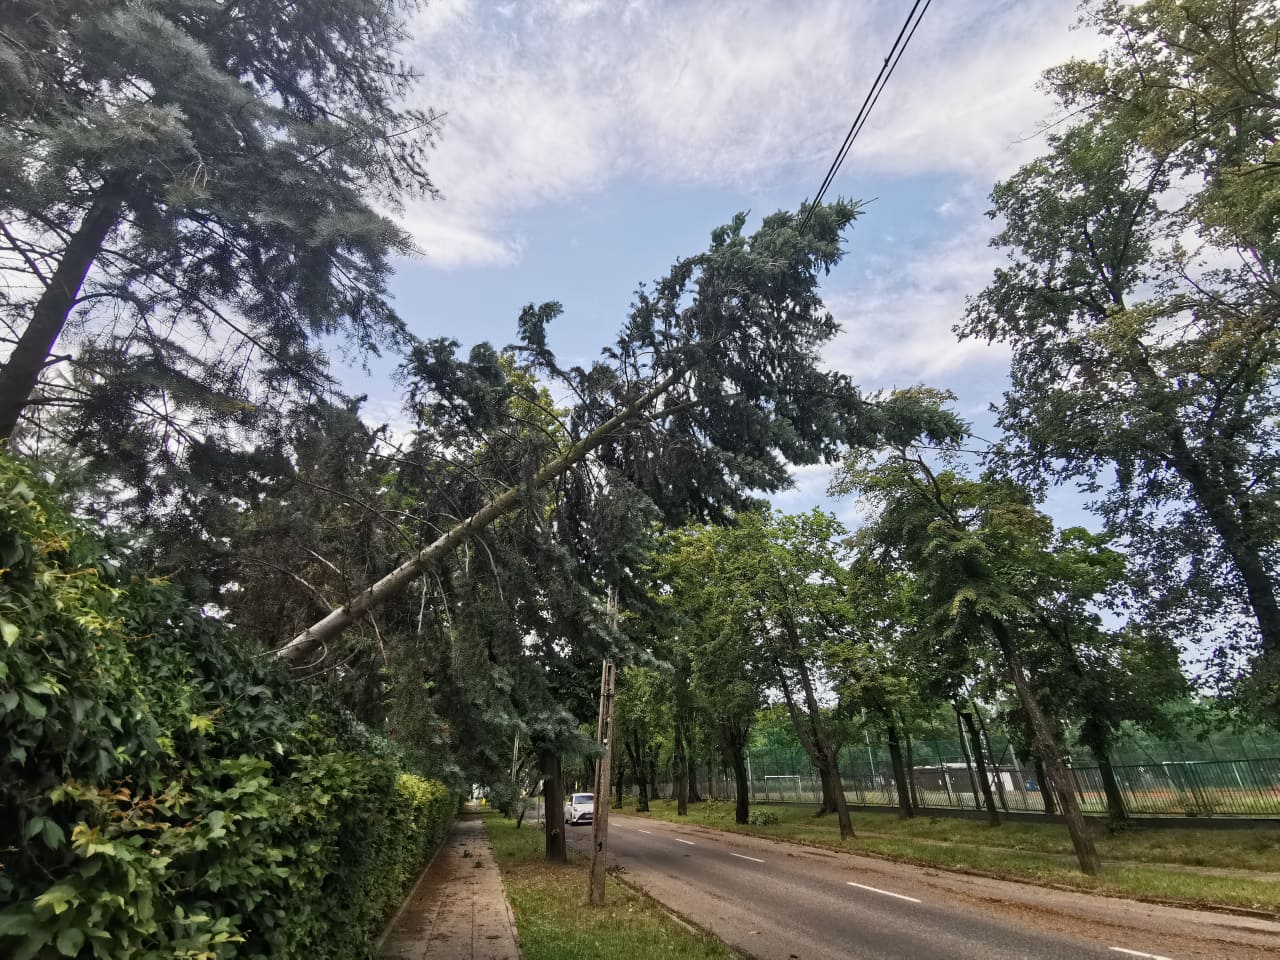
485;815;737;960
630;800;1280;914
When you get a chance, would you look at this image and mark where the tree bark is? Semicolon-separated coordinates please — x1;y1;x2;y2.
614;767;624;809
960;709;1001;825
904;726;922;811
687;742;702;803
674;720;689;816
726;727;751;825
626;738;650;812
276;368;684;664
541;750;567;863
0;179;127;439
884;711;915;818
1035;757;1057;816
990;618;1101;874
955;707;984;811
974;706;1010;812
1084;732;1129;826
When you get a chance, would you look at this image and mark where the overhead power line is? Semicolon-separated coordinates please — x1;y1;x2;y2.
797;0;935;235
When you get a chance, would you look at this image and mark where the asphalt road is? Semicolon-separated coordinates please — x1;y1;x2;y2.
563;814;1280;960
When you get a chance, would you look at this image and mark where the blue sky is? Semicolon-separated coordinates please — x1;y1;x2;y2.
343;0;1101;529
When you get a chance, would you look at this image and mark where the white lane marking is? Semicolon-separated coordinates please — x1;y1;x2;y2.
637;829;654;835
845;881;921;903
1109;949;1173;960
675;838;697;845
729;853;765;863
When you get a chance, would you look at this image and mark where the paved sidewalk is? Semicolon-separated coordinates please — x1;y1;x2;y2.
379;816;521;960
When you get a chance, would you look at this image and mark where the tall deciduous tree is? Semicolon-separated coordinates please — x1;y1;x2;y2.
835;448;1109;874
957;0;1280;709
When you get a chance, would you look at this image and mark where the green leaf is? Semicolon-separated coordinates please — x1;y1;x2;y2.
0;912;36;936
55;926;84;957
19;693;45;720
23;817;46;841
33;883;78;916
0;620;17;646
41;818;64;850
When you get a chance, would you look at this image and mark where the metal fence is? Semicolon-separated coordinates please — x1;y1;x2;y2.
655;754;1280;818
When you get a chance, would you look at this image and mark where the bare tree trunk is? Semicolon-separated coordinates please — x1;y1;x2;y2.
1035;757;1057;816
990;619;1101;874
960;709;1001;825
955;706;983;811
974;707;1010;812
726;728;751;825
627;739;650;812
541;751;567;863
904;726;922;811
885;712;914;818
674;721;689;816
687;741;702;803
1083;731;1129;827
0;179;127;438
816;761;838;814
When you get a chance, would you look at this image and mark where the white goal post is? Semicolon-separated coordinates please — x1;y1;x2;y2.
762;775;804;800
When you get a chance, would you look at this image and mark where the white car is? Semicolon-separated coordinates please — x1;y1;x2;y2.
564;792;594;825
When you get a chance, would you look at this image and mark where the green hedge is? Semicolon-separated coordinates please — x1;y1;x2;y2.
0;453;454;959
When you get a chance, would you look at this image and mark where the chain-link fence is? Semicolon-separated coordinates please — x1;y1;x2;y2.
654;750;1280;818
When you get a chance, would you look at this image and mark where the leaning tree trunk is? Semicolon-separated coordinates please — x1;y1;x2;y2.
0;180;127;439
974;706;1010;813
1035;757;1057;816
990;618;1101;875
884;712;915;818
790;641;854;839
955;707;984;811
823;746;855;840
541;751;567;863
1084;733;1129;826
960;709;1001;826
276;368;684;665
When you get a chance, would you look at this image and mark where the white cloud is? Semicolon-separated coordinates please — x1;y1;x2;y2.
400;0;1098;266
824;220;1010;391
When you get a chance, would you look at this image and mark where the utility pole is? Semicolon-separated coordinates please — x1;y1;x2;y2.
589;659;617;904
589;588;619;906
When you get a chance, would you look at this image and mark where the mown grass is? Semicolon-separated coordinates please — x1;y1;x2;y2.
630;800;1280;913
485;815;737;960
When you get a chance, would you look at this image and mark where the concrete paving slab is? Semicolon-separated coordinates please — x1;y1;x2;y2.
379;816;521;960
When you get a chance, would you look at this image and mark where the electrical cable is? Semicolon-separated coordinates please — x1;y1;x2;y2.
797;0;935;235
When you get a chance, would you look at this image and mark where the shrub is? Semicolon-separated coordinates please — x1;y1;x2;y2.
0;454;453;959
747;810;780;826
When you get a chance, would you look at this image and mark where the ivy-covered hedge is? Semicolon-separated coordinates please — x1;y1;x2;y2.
0;453;454;959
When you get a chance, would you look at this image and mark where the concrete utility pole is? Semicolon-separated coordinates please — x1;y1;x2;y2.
589;590;619;906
